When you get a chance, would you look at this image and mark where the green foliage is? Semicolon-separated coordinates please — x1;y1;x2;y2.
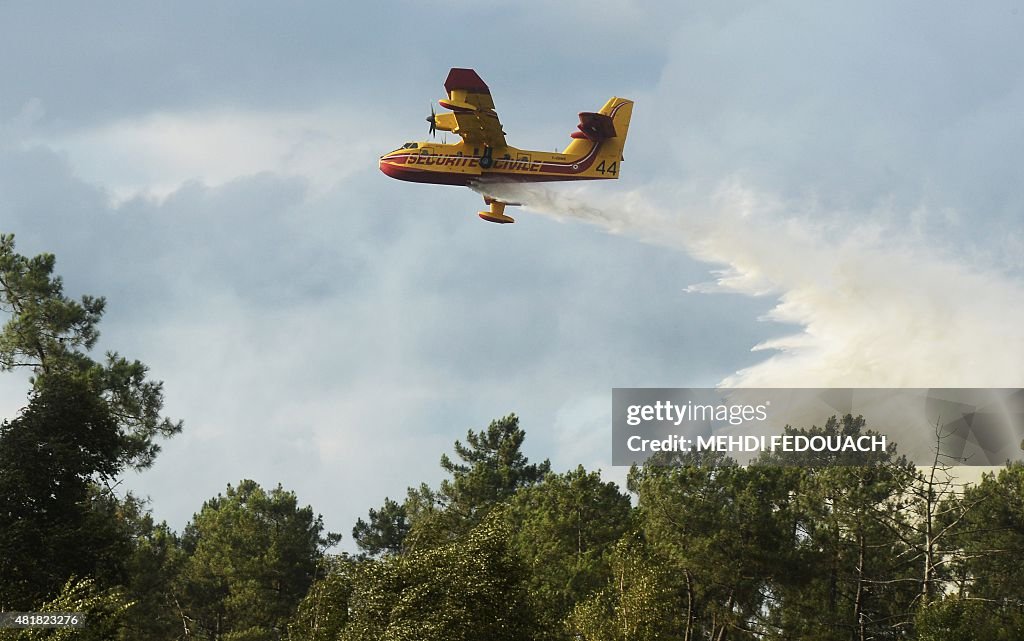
0;234;184;618
505;465;633;637
178;479;341;639
401;483;447;551
438;414;551;507
0;235;103;374
0;233;181;472
948;463;1024;632
115;496;189;641
289;555;355;641
630;458;797;639
752;416;919;640
567;535;682;641
405;414;550;548
0;377;132;609
915;596;1024;641
342;515;538;641
93;353;182;471
352;497;410;557
626;417;921;641
0;577;133;641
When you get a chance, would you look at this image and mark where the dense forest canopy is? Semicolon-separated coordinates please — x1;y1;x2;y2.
2;234;1023;640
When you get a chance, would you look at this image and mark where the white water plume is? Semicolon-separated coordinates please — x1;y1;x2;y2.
476;182;1024;388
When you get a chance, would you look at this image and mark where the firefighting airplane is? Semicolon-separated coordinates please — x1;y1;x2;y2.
379;68;633;224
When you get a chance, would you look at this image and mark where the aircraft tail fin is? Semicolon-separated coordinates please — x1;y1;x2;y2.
561;97;633;164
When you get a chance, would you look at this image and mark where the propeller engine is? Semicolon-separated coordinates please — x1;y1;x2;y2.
426;105;437;137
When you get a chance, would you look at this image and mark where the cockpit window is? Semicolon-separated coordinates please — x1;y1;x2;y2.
401;142;419;149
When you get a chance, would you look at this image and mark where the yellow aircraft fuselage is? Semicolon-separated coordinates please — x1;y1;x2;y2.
379;69;632;223
379;141;619;184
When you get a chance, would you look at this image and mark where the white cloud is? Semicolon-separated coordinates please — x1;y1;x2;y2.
29;108;389;203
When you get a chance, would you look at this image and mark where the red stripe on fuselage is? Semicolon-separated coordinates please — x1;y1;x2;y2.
379;160;475;186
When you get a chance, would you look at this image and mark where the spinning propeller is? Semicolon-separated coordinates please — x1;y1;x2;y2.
426;105;437;137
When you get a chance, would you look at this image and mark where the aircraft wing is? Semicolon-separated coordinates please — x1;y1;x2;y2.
438;68;507;149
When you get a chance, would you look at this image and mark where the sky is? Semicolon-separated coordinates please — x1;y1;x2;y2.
2;1;1022;547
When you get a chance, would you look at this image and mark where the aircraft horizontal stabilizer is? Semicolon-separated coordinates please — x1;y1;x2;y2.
439;98;476;112
571;112;617;141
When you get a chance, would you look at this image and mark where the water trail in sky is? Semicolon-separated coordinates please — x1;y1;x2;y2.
475;182;1024;388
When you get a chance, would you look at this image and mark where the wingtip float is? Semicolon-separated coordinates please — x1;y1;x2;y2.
379;68;633;224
